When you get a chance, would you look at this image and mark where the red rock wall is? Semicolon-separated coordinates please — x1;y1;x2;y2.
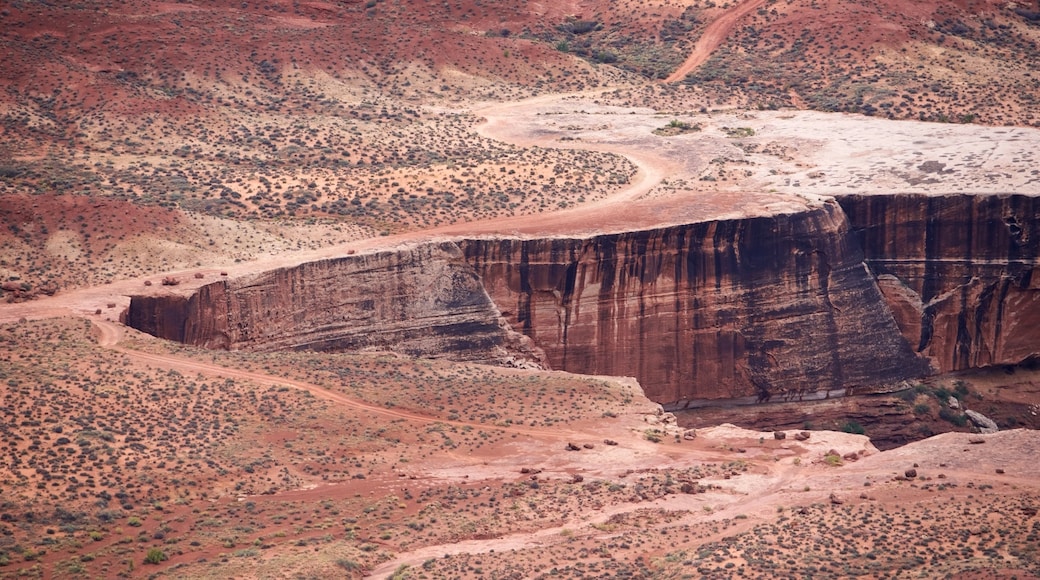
838;194;1040;372
127;242;545;366
461;200;928;405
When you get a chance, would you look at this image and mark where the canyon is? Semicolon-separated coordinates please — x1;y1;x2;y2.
126;192;1040;408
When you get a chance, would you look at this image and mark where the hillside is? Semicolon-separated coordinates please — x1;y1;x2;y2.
1;1;1039;578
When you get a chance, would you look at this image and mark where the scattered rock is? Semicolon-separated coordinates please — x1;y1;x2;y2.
1021;505;1038;517
794;431;811;441
948;397;960;410
161;276;179;286
571;474;584;483
773;431;786;440
220;271;229;276
682;429;697;440
905;468;918;478
968;436;986;444
603;439;618;446
566;442;581;451
996;468;1005;474
582;443;594;449
830;493;845;505
194;272;205;279
143;280;152;286
843;452;859;462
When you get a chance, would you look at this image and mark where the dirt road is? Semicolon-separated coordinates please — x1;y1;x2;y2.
664;0;768;83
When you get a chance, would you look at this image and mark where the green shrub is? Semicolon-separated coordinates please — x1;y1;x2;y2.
840;421;866;435
913;403;931;416
144;548;166;565
939;408;968;427
896;389;917;403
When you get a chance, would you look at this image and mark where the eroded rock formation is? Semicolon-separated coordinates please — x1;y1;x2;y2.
126;194;1040;406
838;194;1040;371
461;200;927;405
126;242;546;366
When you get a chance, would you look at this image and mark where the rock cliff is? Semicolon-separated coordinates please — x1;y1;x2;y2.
126;194;1040;407
461;200;927;405
837;194;1040;372
126;242;545;366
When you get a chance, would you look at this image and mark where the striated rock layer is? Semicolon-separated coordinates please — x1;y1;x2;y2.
126;194;1040;406
126;242;546;366
461;200;928;405
837;194;1040;372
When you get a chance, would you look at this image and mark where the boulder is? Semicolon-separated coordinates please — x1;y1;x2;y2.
964;409;999;434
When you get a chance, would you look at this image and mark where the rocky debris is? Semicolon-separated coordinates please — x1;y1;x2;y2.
948;397;960;410
683;429;697;440
582;443;595;449
964;409;999;434
794;431;811;441
969;436;986;444
830;493;845;505
905;468;918;478
1;280;58;303
843;452;860;462
774;431;786;440
566;442;581;451
996;468;1005;474
161;276;179;286
1021;505;1038;518
571;474;584;483
144;280;153;286
194;272;205;279
519;467;542;475
603;439;618;446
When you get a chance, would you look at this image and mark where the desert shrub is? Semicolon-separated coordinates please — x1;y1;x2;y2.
144;548;166;565
841;421;866;435
896;389;917;403
558;20;600;35
337;558;361;571
953;380;970;397
913;403;931;416
939;408;968;427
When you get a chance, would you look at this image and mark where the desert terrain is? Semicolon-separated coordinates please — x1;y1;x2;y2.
1;0;1039;578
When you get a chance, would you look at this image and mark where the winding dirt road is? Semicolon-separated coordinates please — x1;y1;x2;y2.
664;0;768;83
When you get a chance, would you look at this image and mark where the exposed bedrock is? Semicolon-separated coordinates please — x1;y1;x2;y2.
125;194;1040;407
837;194;1040;372
126;242;546;366
460;200;928;405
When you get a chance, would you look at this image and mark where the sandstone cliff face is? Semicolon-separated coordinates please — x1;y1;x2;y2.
126;242;545;366
838;194;1040;372
127;194;1040;407
461;200;927;405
